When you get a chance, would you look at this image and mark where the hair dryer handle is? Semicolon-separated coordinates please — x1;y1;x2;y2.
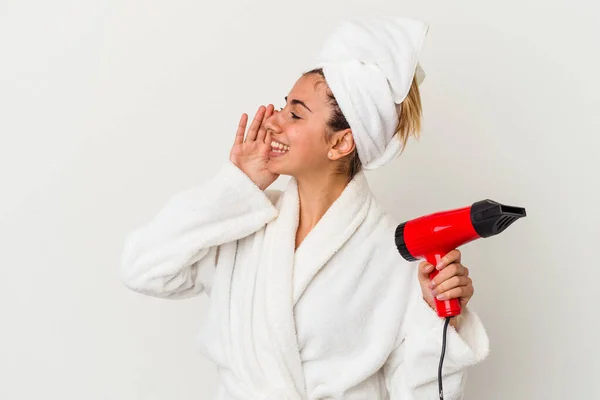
426;254;462;318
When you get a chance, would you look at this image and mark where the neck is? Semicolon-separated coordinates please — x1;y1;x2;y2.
295;170;351;231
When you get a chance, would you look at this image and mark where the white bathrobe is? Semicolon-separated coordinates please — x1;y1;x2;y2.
121;160;489;400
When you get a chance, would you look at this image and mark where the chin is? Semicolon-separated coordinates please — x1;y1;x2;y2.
266;160;283;174
267;159;293;177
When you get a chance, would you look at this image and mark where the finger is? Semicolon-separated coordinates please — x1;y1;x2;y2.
436;249;462;270
418;261;435;284
460;285;474;307
430;263;467;287
435;283;474;302
246;105;266;142
235;113;248;145
431;275;471;297
257;104;274;142
264;131;273;156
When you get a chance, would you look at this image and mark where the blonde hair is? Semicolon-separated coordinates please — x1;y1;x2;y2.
304;69;423;180
396;76;423;149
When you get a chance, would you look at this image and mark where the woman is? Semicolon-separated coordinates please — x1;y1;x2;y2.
121;16;489;399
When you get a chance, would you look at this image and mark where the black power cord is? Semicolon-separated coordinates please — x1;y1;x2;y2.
438;317;451;400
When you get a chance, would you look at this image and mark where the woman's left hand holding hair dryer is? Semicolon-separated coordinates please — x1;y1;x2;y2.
230;104;279;191
418;249;475;329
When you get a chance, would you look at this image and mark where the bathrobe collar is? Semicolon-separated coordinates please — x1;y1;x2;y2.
262;170;372;399
292;171;373;303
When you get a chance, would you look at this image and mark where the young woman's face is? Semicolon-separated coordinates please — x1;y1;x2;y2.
264;73;334;178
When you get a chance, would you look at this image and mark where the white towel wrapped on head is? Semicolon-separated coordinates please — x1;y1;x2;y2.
314;16;429;169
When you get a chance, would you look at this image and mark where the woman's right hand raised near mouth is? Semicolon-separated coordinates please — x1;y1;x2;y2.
230;104;279;191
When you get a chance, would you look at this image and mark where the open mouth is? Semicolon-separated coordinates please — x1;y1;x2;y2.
270;140;290;154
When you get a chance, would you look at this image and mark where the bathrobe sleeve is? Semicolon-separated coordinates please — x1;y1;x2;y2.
383;287;490;400
120;160;280;299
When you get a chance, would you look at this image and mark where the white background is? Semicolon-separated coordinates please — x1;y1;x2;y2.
1;1;598;399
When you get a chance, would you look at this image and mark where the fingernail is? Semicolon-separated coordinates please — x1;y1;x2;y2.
436;294;446;300
430;290;437;297
436;263;443;270
429;280;435;289
425;264;433;272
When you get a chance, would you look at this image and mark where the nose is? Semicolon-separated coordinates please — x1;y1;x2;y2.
264;109;281;133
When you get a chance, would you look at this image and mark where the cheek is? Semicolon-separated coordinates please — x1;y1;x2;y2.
288;127;327;158
289;138;325;161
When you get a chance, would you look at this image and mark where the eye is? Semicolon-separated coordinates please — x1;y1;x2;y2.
290;112;300;120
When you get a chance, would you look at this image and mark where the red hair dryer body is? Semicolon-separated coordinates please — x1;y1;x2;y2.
395;199;526;318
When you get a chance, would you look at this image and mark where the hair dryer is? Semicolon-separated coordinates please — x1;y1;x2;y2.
395;199;526;318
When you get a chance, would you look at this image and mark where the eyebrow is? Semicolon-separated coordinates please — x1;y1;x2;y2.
285;96;313;113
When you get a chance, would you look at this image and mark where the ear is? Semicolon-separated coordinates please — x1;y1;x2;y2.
329;129;355;160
